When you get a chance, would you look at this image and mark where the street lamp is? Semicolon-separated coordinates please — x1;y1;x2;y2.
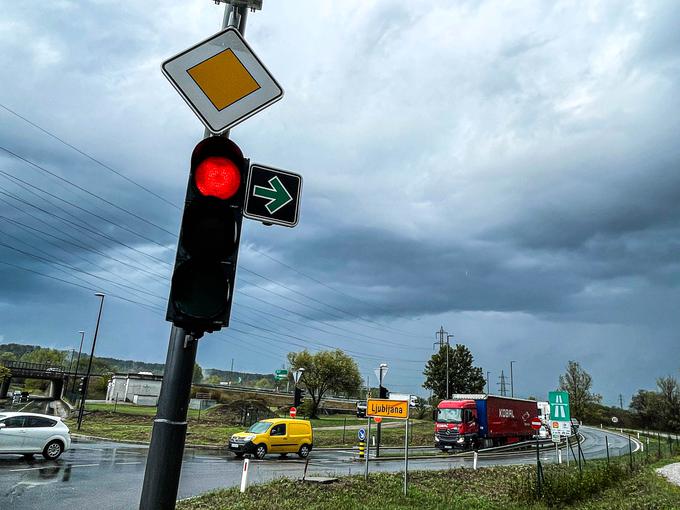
486;371;491;395
71;330;86;392
510;360;517;398
77;292;105;431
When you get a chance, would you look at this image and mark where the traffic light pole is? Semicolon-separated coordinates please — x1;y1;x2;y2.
139;3;250;509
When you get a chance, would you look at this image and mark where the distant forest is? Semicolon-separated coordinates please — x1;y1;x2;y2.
0;343;275;384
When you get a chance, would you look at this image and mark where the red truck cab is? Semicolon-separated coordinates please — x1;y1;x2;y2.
434;399;479;450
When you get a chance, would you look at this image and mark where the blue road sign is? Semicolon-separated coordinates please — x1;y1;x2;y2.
358;428;366;441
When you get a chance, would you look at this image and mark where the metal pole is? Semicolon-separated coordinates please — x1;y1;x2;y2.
77;293;105;430
628;434;633;471
446;334;452;399
72;331;85;391
139;327;198;509
486;371;490;395
364;416;371;480
605;435;610;466
403;417;409;496
535;435;541;497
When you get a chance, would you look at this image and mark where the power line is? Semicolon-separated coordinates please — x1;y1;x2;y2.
0;102;179;209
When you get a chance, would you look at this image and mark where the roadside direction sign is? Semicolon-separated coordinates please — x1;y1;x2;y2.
162;27;283;134
274;369;288;381
366;398;409;419
358;428;366;441
244;164;302;227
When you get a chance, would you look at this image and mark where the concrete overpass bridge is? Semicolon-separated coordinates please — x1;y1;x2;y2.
0;360;75;400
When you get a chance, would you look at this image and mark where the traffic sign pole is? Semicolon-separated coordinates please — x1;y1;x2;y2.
139;4;249;510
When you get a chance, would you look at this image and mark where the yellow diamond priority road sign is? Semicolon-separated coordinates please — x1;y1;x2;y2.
162;27;283;134
366;399;409;419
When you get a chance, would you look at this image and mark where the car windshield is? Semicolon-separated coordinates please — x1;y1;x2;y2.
437;408;463;423
247;421;272;434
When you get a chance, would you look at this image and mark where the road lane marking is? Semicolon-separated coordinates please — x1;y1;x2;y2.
115;461;142;465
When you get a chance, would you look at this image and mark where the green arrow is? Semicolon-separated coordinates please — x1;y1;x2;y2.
253;176;293;214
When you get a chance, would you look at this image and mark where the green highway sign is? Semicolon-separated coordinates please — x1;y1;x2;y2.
549;391;570;421
244;164;302;227
275;370;288;375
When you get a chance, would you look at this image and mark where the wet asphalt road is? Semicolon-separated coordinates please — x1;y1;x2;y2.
0;427;636;510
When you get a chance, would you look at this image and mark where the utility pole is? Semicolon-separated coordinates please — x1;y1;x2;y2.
139;3;255;509
436;326;446;348
486;371;491;395
510;360;517;398
77;293;105;431
619;394;624;409
498;370;507;397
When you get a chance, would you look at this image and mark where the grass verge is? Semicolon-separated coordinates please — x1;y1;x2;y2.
177;454;680;510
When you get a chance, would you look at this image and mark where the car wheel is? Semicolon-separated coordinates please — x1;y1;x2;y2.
43;440;64;460
254;444;267;460
298;444;310;459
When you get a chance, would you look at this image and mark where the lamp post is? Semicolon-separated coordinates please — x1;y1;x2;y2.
510;360;517;398
71;330;85;392
486;371;491;395
77;293;105;431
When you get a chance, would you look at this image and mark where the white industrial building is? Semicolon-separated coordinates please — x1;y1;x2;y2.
106;372;163;405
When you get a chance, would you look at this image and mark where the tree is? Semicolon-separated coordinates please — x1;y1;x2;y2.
656;376;680;432
20;348;66;367
0;365;10;384
558;361;602;420
205;374;221;385
254;377;274;389
192;363;203;384
0;352;17;362
422;343;485;399
288;349;362;418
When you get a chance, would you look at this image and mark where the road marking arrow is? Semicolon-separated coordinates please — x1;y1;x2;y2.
253;176;293;214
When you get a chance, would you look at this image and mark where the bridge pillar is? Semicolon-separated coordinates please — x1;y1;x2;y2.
49;378;65;400
0;377;10;399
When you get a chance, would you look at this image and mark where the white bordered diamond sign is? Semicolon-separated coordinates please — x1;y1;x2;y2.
162;27;283;134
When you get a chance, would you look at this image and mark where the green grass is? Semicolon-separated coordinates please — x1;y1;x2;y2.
177;453;680;510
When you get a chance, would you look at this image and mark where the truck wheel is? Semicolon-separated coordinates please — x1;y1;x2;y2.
254;444;267;460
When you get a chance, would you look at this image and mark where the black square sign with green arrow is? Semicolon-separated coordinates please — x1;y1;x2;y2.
244;163;302;227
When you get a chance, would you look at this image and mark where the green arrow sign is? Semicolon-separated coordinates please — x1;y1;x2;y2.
253;176;293;214
548;391;570;422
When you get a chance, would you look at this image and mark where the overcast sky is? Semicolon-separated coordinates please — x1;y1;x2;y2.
1;0;678;405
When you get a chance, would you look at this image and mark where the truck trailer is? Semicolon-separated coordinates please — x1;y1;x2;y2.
434;394;538;451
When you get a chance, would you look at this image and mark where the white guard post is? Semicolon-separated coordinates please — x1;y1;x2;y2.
240;458;251;493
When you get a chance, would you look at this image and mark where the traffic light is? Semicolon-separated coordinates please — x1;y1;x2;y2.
294;387;305;408
166;136;247;335
78;377;87;394
379;385;388;399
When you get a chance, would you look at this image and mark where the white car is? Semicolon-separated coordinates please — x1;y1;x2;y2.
0;412;71;459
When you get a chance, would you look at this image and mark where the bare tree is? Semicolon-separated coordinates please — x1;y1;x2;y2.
558;360;602;419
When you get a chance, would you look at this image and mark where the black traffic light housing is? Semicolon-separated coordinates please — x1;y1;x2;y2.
294;387;304;408
379;385;388;399
78;377;87;394
166;136;248;335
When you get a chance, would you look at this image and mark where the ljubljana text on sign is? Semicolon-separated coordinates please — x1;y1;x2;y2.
366;398;409;419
